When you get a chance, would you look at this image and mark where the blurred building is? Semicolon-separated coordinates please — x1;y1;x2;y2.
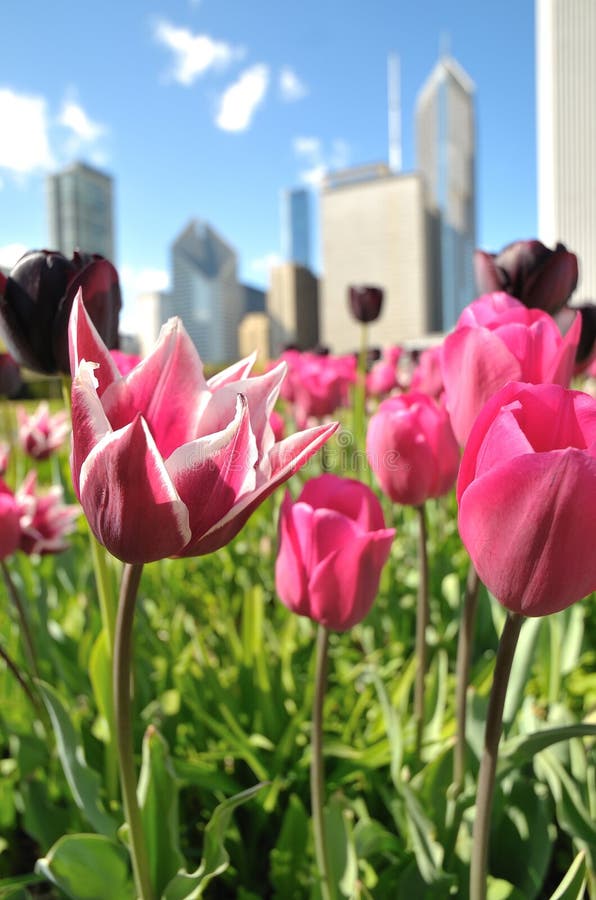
136;289;173;358
170;219;241;364
320;164;431;353
47;162;115;261
415;55;476;330
267;262;319;356
239;282;266;315
238;312;270;362
280;188;311;268
537;0;596;301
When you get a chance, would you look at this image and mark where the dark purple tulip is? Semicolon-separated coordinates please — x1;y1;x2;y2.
348;285;384;323
0;353;22;398
0;249;121;374
474;240;578;315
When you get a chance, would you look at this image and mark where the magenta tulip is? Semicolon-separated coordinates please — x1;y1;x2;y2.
366;346;401;398
441;292;581;446
291;352;356;428
0;480;20;560
367;392;460;507
457;381;596;616
69;293;337;564
275;474;394;631
17;402;70;461
410;345;445;400
15;471;79;556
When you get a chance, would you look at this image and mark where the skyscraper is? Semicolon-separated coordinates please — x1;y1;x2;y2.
280;188;311;268
47;162;115;261
415;56;476;330
170;219;241;364
536;0;596;301
321;164;431;353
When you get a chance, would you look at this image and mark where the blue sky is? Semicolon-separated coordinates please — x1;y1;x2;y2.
1;0;536;330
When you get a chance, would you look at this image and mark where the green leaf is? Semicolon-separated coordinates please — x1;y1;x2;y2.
88;628;114;743
162;783;265;900
137;726;184;897
36;681;118;838
35;833;132;900
502;724;596;769
502;616;542;728
547;851;587;900
324;794;358;899
399;783;449;886
270;793;309;897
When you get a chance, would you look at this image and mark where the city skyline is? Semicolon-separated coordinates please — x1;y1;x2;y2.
0;1;537;333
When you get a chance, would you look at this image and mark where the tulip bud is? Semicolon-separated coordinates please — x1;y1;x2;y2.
348;285;384;323
0;249;121;374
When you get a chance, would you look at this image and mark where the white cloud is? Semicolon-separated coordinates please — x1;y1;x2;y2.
154;19;242;85
58;100;106;143
293;135;350;187
0;243;28;271
250;252;282;275
279;67;308;102
120;264;170;297
0;89;54;174
216;64;269;132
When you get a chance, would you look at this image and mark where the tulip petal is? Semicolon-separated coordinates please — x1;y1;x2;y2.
274;492;311;615
69;291;120;395
207;351;257;390
299;473;387;531
101;317;210;459
194;421;338;556
167;394;259;556
70;361;113;499
79;415;191;564
442;326;522;445
459;449;596;615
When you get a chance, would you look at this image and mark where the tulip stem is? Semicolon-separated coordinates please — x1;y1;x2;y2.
114;562;154;900
414;503;429;758
0;639;42;715
453;561;481;793
1;559;39;680
469;611;524;900
352;323;368;456
311;624;336;900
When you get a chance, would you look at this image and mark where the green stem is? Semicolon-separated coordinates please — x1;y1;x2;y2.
414;503;429;757
0;640;41;715
1;559;39;680
114;562;154;900
469;612;524;900
352;322;368;456
311;624;336;900
453;561;480;793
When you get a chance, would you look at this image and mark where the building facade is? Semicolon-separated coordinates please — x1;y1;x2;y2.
320;165;432;353
267;262;319;356
415;56;476;330
280;188;311;268
47;162;115;261
536;0;596;301
170;220;241;364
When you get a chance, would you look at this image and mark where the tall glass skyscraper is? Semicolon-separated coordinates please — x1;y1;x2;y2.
280;188;311;269
47;162;115;261
416;56;476;330
537;0;596;301
170;219;240;364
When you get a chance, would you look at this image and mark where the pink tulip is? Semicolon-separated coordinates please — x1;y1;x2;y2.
0;480;20;560
457;381;596;616
410;346;444;400
69;293;337;564
110;349;142;377
367;392;460;507
17;401;70;461
291;353;356;428
275;474;394;631
15;471;79;556
441;292;581;446
270;410;285;443
367;346;402;398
